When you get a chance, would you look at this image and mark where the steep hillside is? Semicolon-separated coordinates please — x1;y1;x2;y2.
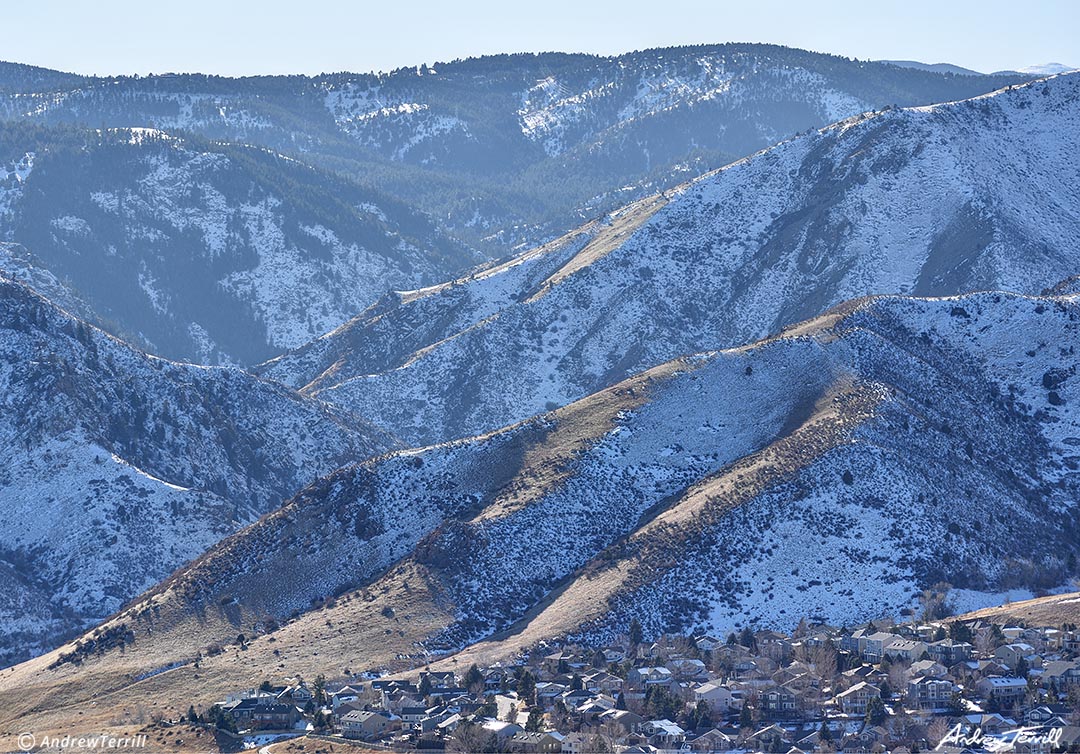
957;592;1080;626
0;274;394;666
263;73;1080;447
0;46;1027;252
0;123;479;364
9;288;1078;737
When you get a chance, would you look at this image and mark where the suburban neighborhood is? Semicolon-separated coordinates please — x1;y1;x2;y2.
183;614;1080;753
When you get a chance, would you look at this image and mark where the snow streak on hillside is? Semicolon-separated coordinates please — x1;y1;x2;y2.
264;74;1080;448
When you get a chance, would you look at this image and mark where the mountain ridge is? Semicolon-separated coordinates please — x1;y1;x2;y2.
3;286;1079;744
262;72;1080;448
0;271;396;665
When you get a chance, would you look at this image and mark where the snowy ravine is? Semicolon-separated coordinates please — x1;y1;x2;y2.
140;290;1079;656
0;274;393;666
0;128;479;365
262;73;1080;448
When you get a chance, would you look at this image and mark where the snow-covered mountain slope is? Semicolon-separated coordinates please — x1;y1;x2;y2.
0;125;480;364
0;274;394;666
262;73;1080;447
1018;63;1078;75
0;46;1028;253
40;289;1080;686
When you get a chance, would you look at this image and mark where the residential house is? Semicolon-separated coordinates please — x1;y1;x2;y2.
760;685;799;720
906;677;956;710
843;725;890;752
858;632;899;663
628;667;674;689
995;643;1040;671
884;639;928;662
973;659;1013;679
1043;661;1080;691
1025;705;1071;728
250;702;302;730
582;671;624;695
482;720;524;740
695;636;723;652
510;731;564;753
962;713;1015;736
560;732;591;754
641;719;686;749
401;706;431;725
331;685;361;710
745;724;791;752
975;677;1028;707
909;660;948;679
537;682;569;709
341;710;394;740
595;709;643;734
667;658;709;680
693;681;741;713
282;681;314;704
927;639;973;665
834;682;880;716
687;728;735;752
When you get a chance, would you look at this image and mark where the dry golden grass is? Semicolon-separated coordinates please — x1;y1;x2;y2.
0;560;454;752
474;355;703;523
266;735;384;754
0;297;882;750
956;591;1080;626
525;193;669;302
421;373;885;673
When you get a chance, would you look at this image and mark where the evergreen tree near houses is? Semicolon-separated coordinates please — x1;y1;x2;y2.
687;700;712;731
629;618;643;646
739;703;753;730
863;695;887;727
465;663;484;690
525;707;544;732
517;670;537;706
739;626;757;652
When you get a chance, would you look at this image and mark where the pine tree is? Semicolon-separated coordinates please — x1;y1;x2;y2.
465;663;484;690
525;708;544;732
517;670;537;705
739;703;753;730
864;695;887;727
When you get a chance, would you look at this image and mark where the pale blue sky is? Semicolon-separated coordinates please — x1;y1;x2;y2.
5;0;1077;77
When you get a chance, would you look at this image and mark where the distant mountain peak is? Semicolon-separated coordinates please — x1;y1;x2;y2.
878;59;985;76
1017;62;1079;75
